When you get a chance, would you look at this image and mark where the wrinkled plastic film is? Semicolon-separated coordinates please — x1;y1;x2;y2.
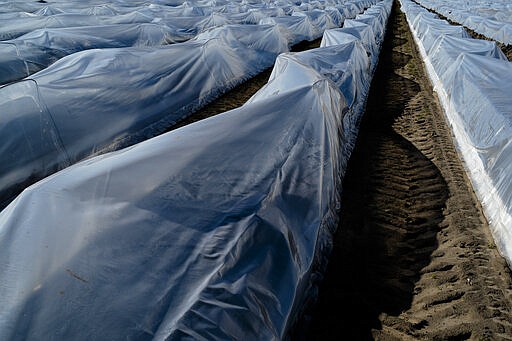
0;1;393;339
0;80;69;207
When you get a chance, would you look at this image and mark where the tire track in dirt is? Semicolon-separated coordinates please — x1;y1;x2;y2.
304;2;512;340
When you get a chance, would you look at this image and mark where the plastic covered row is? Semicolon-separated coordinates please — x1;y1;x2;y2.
0;1;393;338
0;1;147;15
428;34;507;77
322;0;392;69
0;12;161;41
249;42;370;167
0;37;351;341
0;23;193;85
0;71;346;341
257;0;375;45
414;0;512;45
292;9;338;32
319;0;391;151
0;11;241;42
400;0;512;268
0;0;366;16
0;0;356;41
0;0;265;16
222;8;287;24
322;21;377;63
259;15;322;44
411;12;470;53
0;0;378;208
0;23;289;209
0;2;368;84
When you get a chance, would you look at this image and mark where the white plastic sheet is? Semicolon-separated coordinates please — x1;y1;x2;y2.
428;34;507;77
0;56;348;341
249;41;372;167
322;22;375;52
0;0;392;338
0;0;384;208
258;41;370;110
412;14;469;54
0;23;192;85
0;24;288;208
323;19;380;67
415;0;512;44
323;0;391;146
292;9;338;32
355;13;386;41
259;15;321;44
439;54;512;263
0;1;375;84
0;12;158;40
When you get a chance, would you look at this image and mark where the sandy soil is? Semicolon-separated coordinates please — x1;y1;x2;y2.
303;3;512;340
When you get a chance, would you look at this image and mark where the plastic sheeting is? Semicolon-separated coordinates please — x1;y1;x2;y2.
226;8;287;24
0;12;159;40
292;9;338;32
0;23;289;208
414;0;512;44
259;15;321;44
0;0;392;339
320;0;391;150
411;13;470;54
355;13;385;41
400;0;512;268
439;55;512;266
248;41;372;167
257;1;372;45
0;1;375;84
0;23;192;85
0;0;381;208
0;0;369;41
322;23;377;61
325;7;345;26
321;0;392;69
196;23;291;53
0;42;354;341
428;34;507;77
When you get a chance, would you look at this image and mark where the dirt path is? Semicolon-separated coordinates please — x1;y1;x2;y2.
304;2;512;340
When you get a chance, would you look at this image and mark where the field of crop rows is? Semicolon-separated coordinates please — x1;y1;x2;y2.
0;0;511;339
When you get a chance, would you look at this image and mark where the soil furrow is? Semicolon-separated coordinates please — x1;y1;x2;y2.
303;2;512;340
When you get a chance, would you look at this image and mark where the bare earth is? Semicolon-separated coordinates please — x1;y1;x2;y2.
305;3;512;340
